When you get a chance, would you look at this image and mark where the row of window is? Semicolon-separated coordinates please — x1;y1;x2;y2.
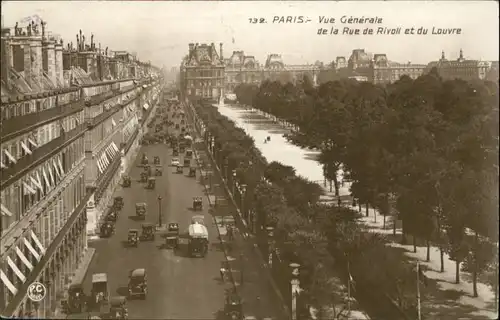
187;80;223;88
1;91;80;122
1;172;85;308
1;111;84;168
82;84;113;98
186;70;223;78
1;137;85;235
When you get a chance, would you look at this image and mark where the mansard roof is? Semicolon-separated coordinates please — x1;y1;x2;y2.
184;43;222;68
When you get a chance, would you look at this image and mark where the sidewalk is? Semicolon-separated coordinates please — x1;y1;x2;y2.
53;248;96;318
194;147;287;320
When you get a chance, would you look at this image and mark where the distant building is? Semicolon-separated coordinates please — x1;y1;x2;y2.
425;50;491;81
372;54;426;84
180;42;225;101
224;51;261;92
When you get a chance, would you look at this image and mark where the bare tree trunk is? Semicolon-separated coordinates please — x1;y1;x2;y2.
426;239;431;262
436;211;445;272
413;235;417;253
332;176;339;196
383;214;386;229
365;204;369;217
393;214;397;236
473;231;479;297
455;260;460;284
401;220;408;245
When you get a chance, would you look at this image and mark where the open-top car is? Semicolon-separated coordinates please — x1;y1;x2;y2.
141;223;155;241
176;164;183;174
122;175;131;188
165;223;179;249
183;158;191;167
140;172;148;183
128;229;139;247
105;210;118;223
154;156;160;165
146;177;156;189
141;154;148;165
135;203;146;219
67;283;86;314
100;221;115;238
113;196;124;211
188;222;209;257
192;197;203;211
224;291;243;320
155;167;163;176
109;296;128;319
128;268;147;299
191;215;205;225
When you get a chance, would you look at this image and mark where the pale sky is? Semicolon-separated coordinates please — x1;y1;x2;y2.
2;1;499;68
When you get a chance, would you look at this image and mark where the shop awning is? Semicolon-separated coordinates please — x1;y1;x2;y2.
31;230;46;254
112;118;117;127
0;270;17;295
43;168;52;190
1;162;6;169
111;142;120;153
143;103;149;110
48;166;56;186
1;203;13;217
7;256;26;283
20;141;32;155
15;246;33;271
58;159;65;175
4;150;17;164
30;175;43;192
53;160;61;179
23;238;41;261
22;181;36;195
28;138;38;148
97;157;104;174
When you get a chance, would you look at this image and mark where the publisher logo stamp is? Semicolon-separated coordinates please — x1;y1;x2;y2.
27;282;46;302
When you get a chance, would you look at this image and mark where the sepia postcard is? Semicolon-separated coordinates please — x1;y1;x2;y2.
0;1;498;320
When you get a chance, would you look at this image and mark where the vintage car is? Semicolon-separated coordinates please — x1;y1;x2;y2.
91;273;109;306
67;283;86;314
100;221;114;238
109;296;128;319
141;223;155;241
105;211;118;223
171;157;180;166
188;167;196;177
141;154;148;165
176;164;183;174
128;229;140;247
224;291;243;320
188;222;209;258
140;172;148;183
135;203;147;219
154;156;160;165
192;197;203;211
143;165;152;177
185;149;193;158
179;145;186;153
122;175;131;188
173;149;179;157
165;223;180;249
113;196;124;211
146;177;156;189
155;167;163;176
183;158;191;167
128;268;148;299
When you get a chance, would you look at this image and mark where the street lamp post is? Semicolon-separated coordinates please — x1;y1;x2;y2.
232;170;237;195
290;262;301;320
157;196;162;227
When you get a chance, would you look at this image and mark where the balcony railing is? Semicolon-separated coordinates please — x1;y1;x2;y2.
1;125;87;190
1;100;85;142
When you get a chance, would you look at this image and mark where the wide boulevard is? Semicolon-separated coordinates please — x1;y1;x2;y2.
83;107;227;319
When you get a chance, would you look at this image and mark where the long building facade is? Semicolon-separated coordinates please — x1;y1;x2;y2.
0;19;162;318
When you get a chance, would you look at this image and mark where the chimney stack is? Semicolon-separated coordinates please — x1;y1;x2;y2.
1;29;11;85
43;38;56;84
220;43;223;60
188;43;194;56
55;39;63;85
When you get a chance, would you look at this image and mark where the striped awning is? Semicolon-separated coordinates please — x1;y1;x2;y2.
30;175;43;193
43;168;52;190
23;181;36;195
4;149;16;164
28;138;38;148
20;141;32;155
58;159;65;175
7;256;26;283
143;103;149;110
112;118;116;127
97;156;104;174
48;166;56;186
53;160;61;179
1;203;14;217
0;270;17;295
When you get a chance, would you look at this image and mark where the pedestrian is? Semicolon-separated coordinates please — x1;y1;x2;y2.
220;267;226;282
227;225;234;242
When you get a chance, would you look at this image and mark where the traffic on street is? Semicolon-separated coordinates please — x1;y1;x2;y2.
77;98;229;319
